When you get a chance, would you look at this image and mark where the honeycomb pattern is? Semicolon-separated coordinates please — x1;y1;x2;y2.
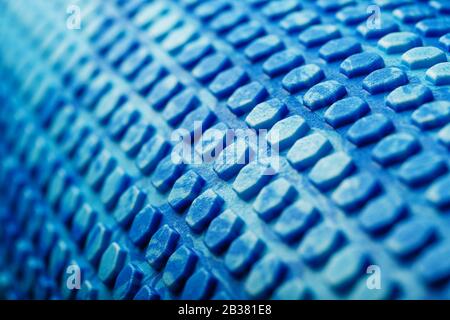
0;0;449;300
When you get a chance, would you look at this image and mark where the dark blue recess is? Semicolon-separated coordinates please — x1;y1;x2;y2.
0;0;449;301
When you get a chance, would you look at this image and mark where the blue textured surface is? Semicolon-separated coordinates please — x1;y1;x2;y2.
0;0;450;300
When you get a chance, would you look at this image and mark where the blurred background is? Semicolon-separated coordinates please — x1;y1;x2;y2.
0;0;450;300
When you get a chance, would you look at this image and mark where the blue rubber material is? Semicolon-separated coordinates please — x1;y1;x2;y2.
0;0;449;300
